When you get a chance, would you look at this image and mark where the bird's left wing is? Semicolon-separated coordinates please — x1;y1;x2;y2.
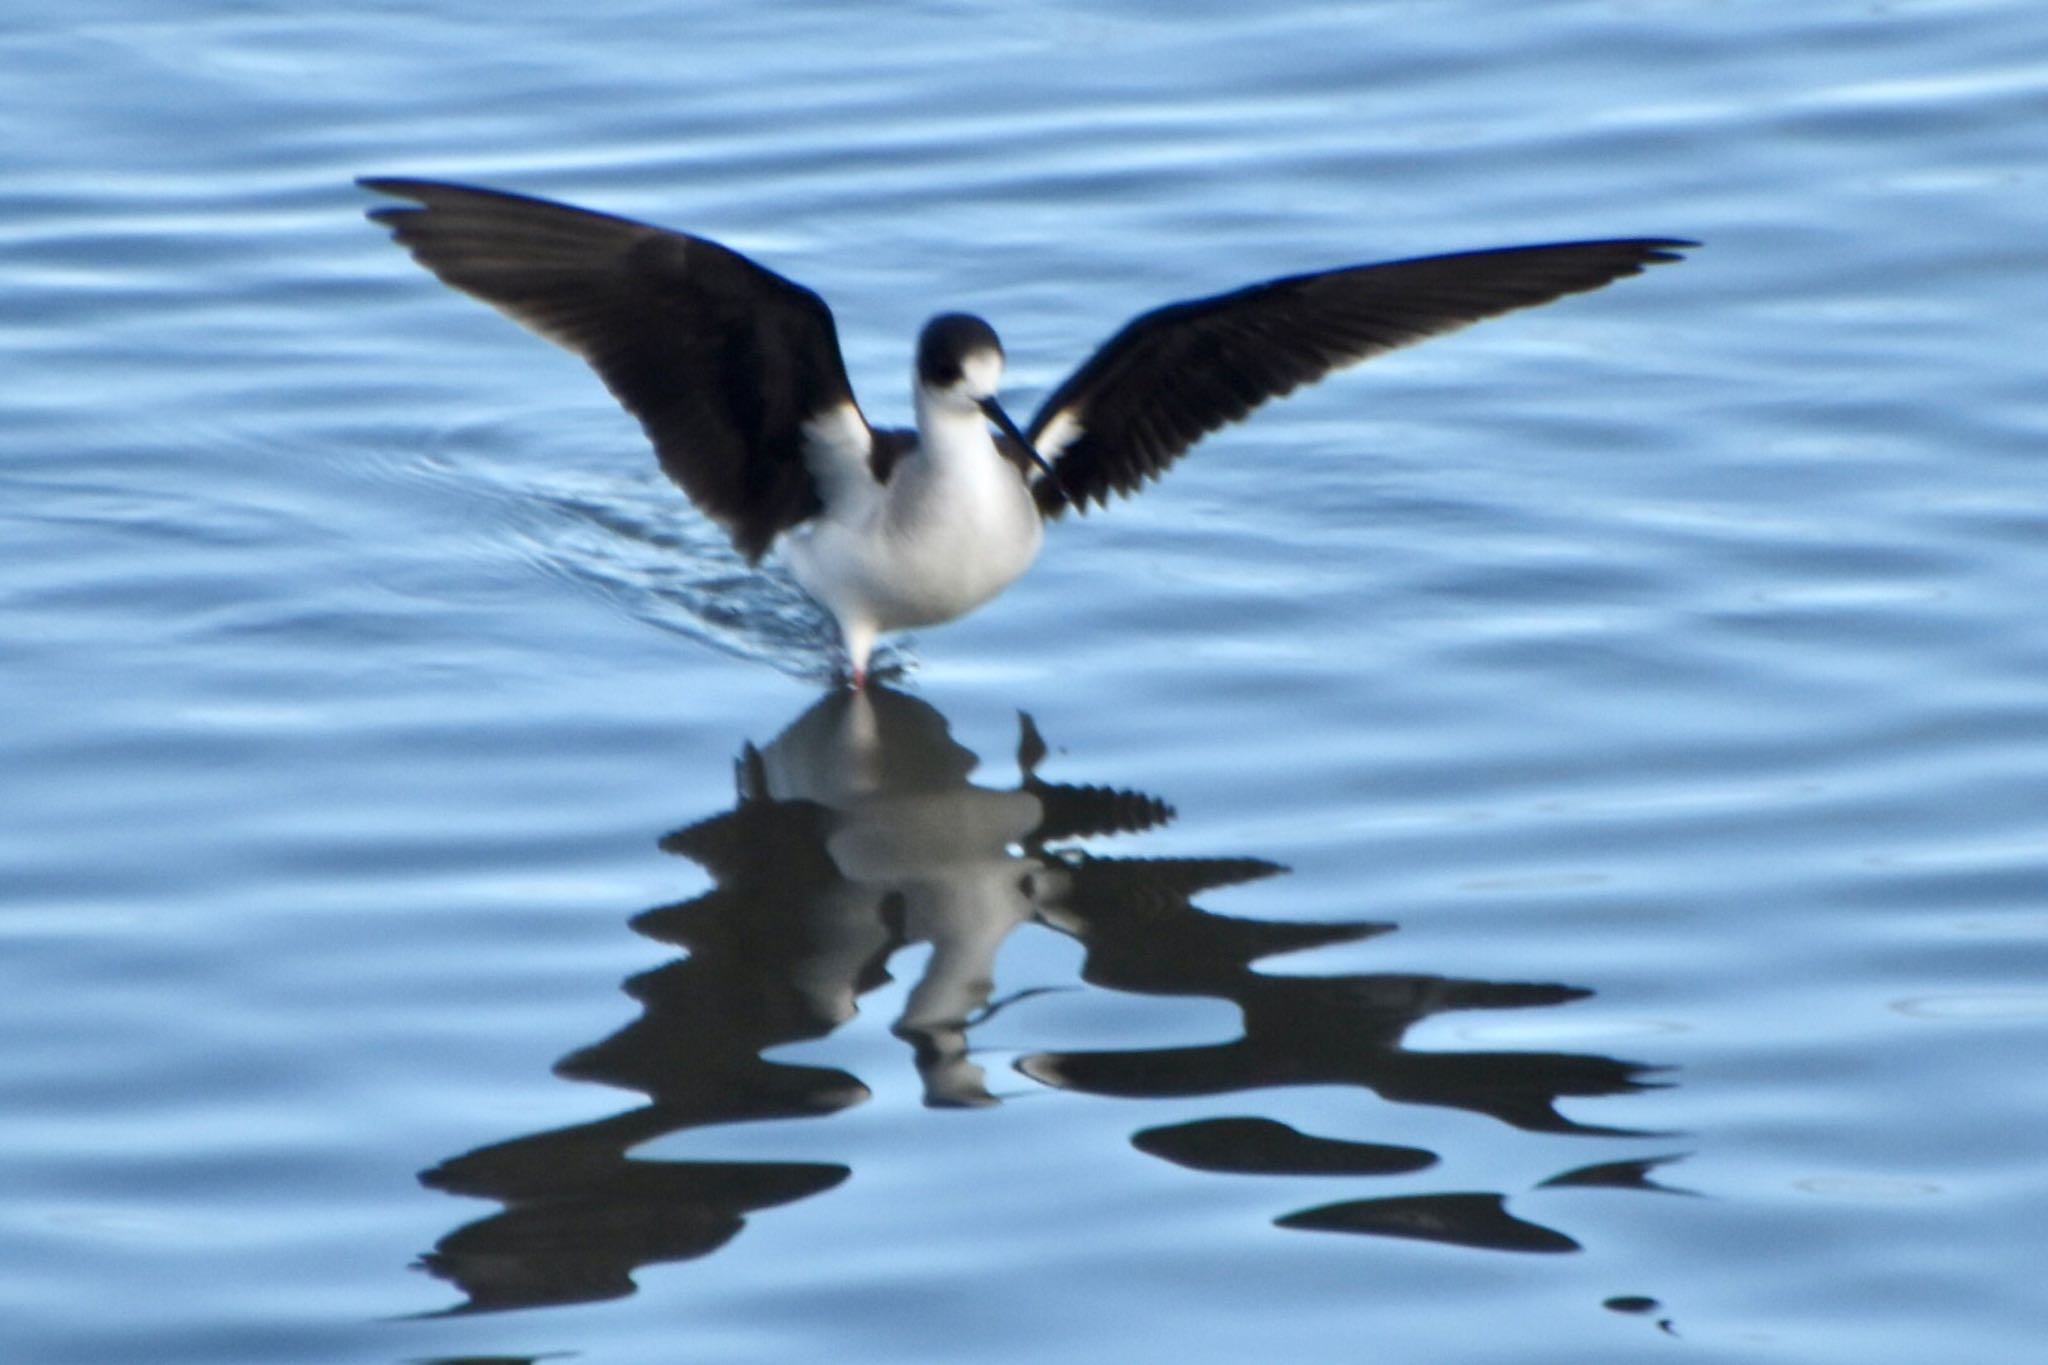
1025;238;1696;517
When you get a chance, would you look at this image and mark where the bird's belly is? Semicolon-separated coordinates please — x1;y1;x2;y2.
789;484;1042;633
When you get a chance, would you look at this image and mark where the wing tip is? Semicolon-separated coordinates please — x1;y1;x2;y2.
355;175;444;207
1588;238;1700;275
357;176;457;231
355;176;584;226
1636;237;1702;266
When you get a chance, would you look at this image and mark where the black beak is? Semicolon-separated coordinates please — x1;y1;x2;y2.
977;395;1063;492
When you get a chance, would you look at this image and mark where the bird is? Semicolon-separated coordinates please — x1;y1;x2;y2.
359;177;1693;687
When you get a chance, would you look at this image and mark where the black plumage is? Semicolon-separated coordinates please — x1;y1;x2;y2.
1025;238;1696;516
361;178;859;561
360;177;1694;571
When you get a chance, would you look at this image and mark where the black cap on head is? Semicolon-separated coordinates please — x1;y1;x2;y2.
917;313;1003;388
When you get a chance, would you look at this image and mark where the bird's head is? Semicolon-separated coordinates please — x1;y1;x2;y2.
916;312;1007;409
915;313;1055;485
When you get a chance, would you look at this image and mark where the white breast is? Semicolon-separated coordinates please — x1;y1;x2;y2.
787;409;1042;637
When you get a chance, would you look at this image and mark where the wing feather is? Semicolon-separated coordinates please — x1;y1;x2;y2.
361;178;868;561
1029;238;1695;516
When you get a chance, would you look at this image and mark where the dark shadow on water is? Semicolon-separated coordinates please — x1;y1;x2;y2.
413;686;1682;1314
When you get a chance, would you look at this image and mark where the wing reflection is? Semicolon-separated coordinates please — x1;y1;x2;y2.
1277;1191;1583;1253
415;686;1678;1314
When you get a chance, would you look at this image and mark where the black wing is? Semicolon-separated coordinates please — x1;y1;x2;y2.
360;178;870;561
1027;238;1696;517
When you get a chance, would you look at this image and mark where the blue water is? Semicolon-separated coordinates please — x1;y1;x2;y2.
7;2;2048;1361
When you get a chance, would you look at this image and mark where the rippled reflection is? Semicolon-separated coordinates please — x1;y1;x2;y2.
416;687;1680;1312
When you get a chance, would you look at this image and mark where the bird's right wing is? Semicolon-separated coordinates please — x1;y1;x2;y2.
361;178;871;561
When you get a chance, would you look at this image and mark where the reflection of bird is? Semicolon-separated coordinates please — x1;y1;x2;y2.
730;686;1055;1106
656;686;1199;1105
410;684;1682;1311
360;177;1694;683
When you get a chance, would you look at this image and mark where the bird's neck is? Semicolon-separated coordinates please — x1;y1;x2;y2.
913;393;1004;477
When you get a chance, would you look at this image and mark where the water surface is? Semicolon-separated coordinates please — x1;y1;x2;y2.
6;2;2048;1362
